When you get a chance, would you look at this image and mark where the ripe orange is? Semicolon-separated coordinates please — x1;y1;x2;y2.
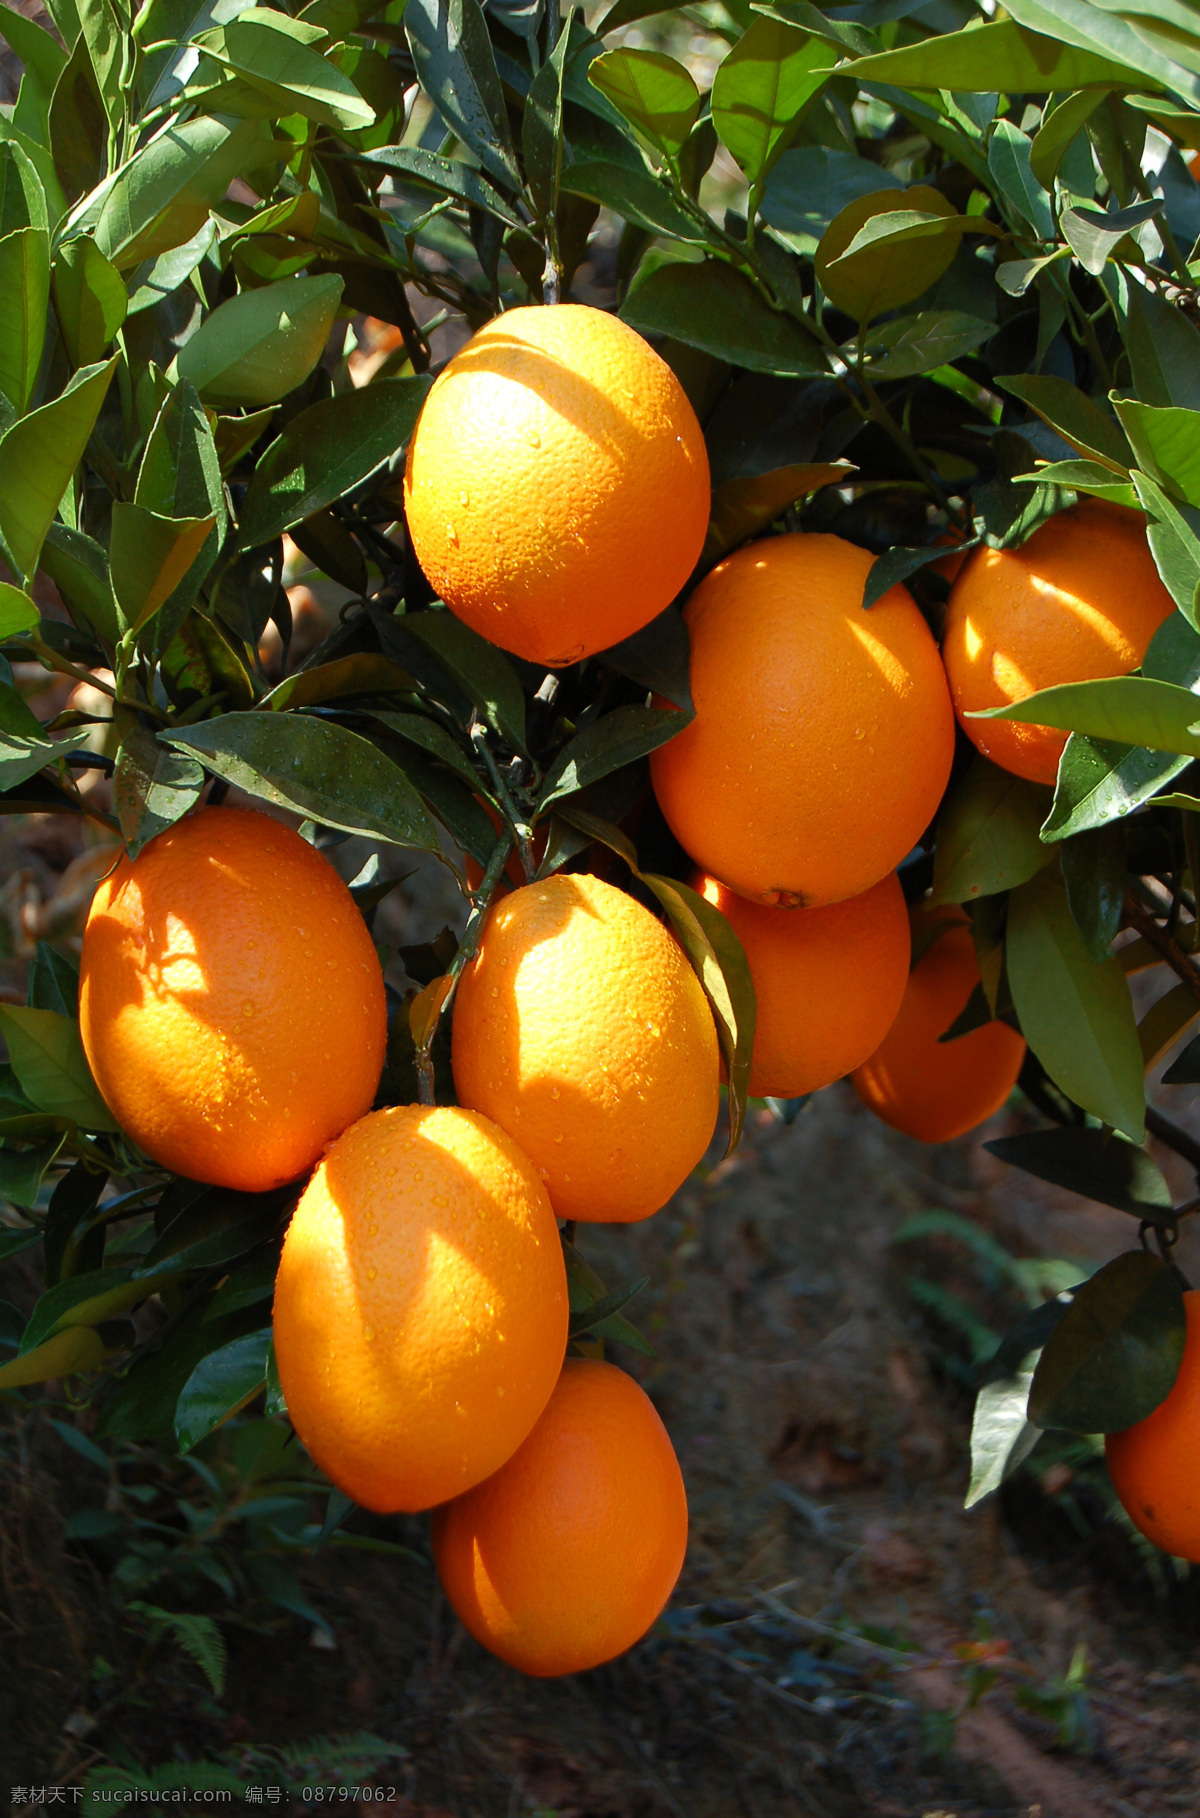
695;870;909;1097
273;1104;568;1513
80;807;385;1192
403;304;710;667
941;501;1175;784
649;533;955;908
451;873;719;1223
1106;1289;1200;1560
432;1358;688;1676
851;913;1026;1143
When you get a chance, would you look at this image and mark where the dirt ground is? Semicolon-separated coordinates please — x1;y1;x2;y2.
4;787;1200;1817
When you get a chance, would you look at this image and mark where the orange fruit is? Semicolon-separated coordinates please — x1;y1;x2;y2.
432;1358;688;1676
695;870;910;1097
931;528;968;584
1106;1289;1200;1560
649;533;955;908
1190;150;1200;181
941;501;1175;785
273;1104;568;1513
403;304;710;667
451;873;719;1223
851;913;1026;1143
80;807;385;1192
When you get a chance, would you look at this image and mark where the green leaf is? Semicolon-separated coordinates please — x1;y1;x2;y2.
1006;861;1145;1140
0;676;88;793
857;309;993;381
0;1134;66;1209
92;113;269;271
365;709;481;792
136;380;224;525
1114;400;1200;510
175;273;344;408
0;583;39;640
126;217;219;316
190;11;374;132
19;1266;154;1353
1061;197;1162;276
139;1182;292;1280
537;706;689;811
565;1243;653;1353
165;712;441;850
1030;88;1109;189
0;227;49;414
51;235;126;370
703;461;853;567
0;356;116;582
559;158;707;243
1116;279;1200;414
1060;821;1126;963
0;1323;104;1389
621;256;825;376
0;3;68;95
522;15;570;226
1132;471;1200;623
28;944;79;1017
816;186;963;324
353;146;522;228
849;18;1153;93
237;376;432;548
930;756;1054;906
761;146;903;248
109;503;216;634
404;0;521;191
710;18;835;184
113;721;205;859
974;673;1200;757
1029;1251;1185;1433
987;119;1054;240
985;1127;1174;1223
966;1364;1042;1509
998;374;1131;471
176;1330;271;1450
400;612;528;754
0;1005;117;1132
1044;736;1192;839
262;655;416;715
38;523;118;645
1013;459;1138;508
1005;0;1200;106
587;49;700;162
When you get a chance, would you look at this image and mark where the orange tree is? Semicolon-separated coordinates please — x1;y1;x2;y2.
3;0;1200;1657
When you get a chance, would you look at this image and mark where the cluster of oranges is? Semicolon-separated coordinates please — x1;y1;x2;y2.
76;303;1186;1667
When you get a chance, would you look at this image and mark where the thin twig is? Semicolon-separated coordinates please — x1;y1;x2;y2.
1124;891;1200;1009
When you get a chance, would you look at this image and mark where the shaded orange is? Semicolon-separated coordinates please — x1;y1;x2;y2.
403;304;710;667
649;533;955;908
695;870;909;1097
1106;1289;1200;1560
931;529;968;584
451;873;719;1223
79;807;385;1191
851;916;1026;1143
941;501;1175;785
432;1358;687;1677
273;1104;568;1513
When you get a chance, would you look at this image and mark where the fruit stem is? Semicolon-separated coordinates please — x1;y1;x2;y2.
471;723;537;880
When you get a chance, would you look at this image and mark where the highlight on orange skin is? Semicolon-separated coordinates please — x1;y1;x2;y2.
432;1358;688;1677
694;870;910;1097
79;807;386;1192
941;501;1175;785
1106;1289;1200;1561
851;911;1026;1143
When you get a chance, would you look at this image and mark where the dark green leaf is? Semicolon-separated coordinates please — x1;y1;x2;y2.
38;523;119;645
559;159;707;242
113;721;205;859
365;710;481;792
562;1239;655;1358
1043;735;1192;840
353;146;521;227
400;611;528;754
1060;823;1125;963
987;119;1054;240
857;309;993;381
621;256;825;376
175;274;344;409
862;539;977;610
1132;470;1200;622
175;1328;272;1453
165;712;441;851
522;15;570;225
705;461;854;567
1006;861;1145;1140
599;607;692;711
996;379;1129;472
404;0;521;191
42;1157;106;1283
710;17;835;183
1030;88;1109;189
0;1135;66;1209
237;377;432;548
985;1127;1174;1223
537;706;689;811
1117;279;1200;413
27;943;78;1017
18;1266;154;1354
1029;1251;1186;1433
930;756;1054;905
189;13;374;132
136;380;224;524
761;145;902;247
